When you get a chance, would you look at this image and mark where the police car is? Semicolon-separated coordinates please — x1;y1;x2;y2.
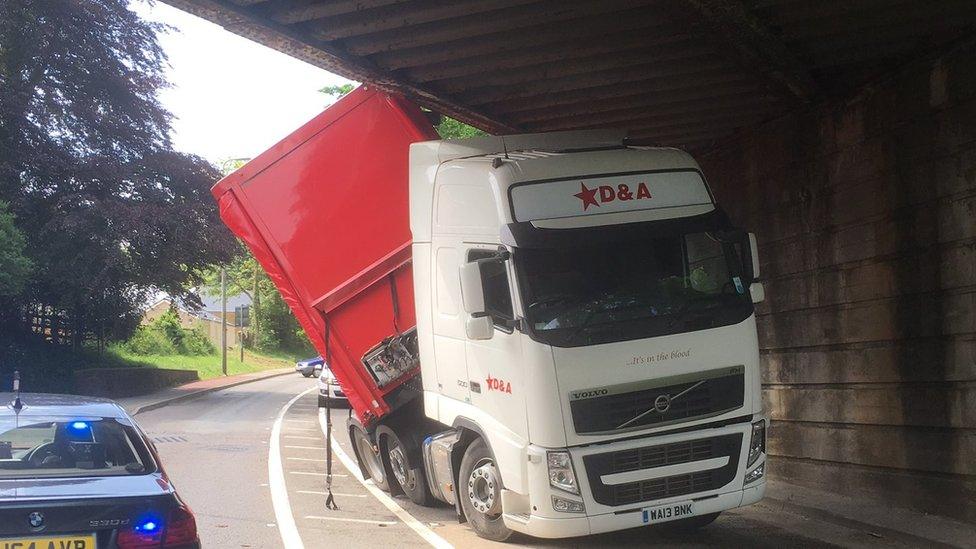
0;393;199;548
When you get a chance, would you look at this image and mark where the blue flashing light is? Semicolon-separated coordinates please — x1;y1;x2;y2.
69;421;89;431
136;519;160;532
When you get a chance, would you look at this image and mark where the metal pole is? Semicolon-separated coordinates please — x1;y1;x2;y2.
221;268;227;376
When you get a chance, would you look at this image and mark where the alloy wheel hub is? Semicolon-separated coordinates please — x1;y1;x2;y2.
467;461;501;516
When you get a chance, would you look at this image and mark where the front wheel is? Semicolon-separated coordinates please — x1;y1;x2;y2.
385;431;433;506
351;427;389;491
458;438;512;542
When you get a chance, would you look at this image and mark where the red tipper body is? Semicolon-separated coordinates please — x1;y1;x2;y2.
210;87;438;424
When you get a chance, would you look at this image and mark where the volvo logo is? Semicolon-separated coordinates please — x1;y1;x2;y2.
653;394;671;413
570;388;609;400
28;511;44;529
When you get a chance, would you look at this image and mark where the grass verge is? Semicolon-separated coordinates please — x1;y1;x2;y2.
109;347;301;380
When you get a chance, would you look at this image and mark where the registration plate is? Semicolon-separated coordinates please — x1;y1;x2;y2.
642;501;695;524
0;533;96;549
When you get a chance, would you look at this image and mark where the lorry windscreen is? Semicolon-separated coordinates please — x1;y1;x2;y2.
515;230;753;347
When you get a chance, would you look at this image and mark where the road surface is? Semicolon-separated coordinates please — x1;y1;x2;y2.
135;374;917;548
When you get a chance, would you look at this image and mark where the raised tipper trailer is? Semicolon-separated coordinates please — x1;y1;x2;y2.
212;86;768;540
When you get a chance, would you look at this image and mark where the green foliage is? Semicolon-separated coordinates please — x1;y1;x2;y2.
124;325;177;355
0;334;148;394
200;244;313;355
0;0;236;345
319;83;356;102
436;117;488;139
0;201;32;297
122;309;215;356
254;287;314;355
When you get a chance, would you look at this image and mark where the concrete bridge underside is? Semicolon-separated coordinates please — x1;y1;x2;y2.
163;0;976;522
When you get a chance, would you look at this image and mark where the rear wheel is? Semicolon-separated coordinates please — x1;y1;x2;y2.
385;431;433;506
459;438;512;542
351;427;389;491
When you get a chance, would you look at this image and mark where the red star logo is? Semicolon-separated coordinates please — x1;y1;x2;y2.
574;182;600;211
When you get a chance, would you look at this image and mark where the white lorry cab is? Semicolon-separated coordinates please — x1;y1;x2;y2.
409;129;767;540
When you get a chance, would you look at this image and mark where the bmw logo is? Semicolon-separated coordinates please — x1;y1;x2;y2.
28;511;44;529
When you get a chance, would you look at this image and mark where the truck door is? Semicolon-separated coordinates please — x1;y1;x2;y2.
431;243;471;403
463;247;528;440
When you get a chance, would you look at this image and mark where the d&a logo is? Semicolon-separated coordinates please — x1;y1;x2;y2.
485;374;512;394
574;181;652;211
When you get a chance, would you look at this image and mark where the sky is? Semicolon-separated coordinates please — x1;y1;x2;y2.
131;0;356;165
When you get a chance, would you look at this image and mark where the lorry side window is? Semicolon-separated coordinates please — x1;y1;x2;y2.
467;249;514;327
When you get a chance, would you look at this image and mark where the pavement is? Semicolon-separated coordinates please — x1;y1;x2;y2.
116;367;293;415
126;374;975;548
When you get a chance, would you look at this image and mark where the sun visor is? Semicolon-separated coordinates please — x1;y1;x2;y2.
508;169;714;223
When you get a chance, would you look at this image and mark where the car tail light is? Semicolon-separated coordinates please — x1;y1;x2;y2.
163;505;198;546
117;505;198;548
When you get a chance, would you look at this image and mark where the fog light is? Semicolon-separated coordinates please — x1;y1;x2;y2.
747;419;766;467
745;462;765;484
551;495;585;513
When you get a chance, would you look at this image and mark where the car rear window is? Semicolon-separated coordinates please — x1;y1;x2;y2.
0;417;156;478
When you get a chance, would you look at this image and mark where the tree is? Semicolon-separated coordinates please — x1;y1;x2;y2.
319;83;356;102
0;0;236;345
435;117;487;139
318;83;487;139
0;201;32;297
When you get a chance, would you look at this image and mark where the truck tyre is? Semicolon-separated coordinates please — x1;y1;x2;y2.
384;431;433;506
459;438;512;542
351;427;390;492
663;512;720;533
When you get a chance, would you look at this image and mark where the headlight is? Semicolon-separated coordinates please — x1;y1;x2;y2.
747;419;766;467
547;451;579;494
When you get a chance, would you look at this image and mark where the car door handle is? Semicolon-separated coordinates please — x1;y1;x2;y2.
470;382;481;394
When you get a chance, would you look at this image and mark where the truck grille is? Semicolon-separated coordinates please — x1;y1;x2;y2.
570;369;744;434
583;434;741;507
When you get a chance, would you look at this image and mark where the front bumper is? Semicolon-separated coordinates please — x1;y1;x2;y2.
504;481;765;538
503;418;766;538
318;384;347;400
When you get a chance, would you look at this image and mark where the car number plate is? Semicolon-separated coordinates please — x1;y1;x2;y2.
0;533;96;549
642;501;695;524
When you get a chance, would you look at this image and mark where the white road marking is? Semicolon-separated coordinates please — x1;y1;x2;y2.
318;408;454;549
269;387;316;549
305;516;398;526
285;445;326;450
289;471;347;477
297;490;367;498
287;457;328;462
284;436;320;440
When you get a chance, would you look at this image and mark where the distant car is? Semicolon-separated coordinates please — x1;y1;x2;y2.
0;393;199;548
317;366;347;408
295;356;324;377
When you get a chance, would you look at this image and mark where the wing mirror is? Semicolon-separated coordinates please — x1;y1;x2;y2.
459;262;493;340
459;261;486;314
747;232;760;280
744;232;764;304
465;314;494;340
